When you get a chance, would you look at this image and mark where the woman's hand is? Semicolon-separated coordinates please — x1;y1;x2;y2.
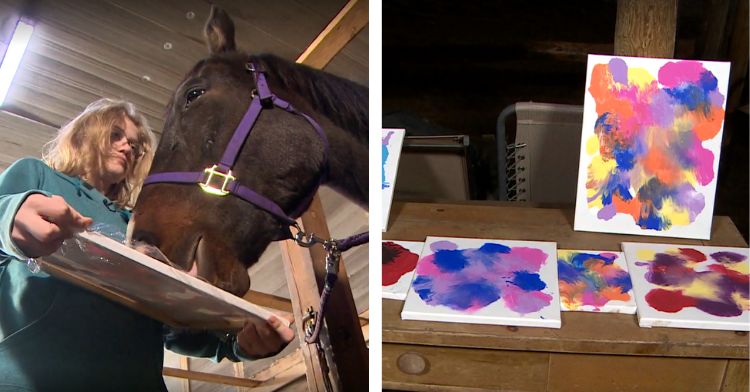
236;315;295;358
12;194;93;258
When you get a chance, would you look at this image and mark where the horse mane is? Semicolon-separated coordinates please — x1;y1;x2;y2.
251;54;368;143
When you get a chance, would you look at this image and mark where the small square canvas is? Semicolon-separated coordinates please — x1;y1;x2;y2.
557;249;636;314
622;242;749;331
401;236;561;328
574;55;731;239
382;240;424;300
382;128;405;231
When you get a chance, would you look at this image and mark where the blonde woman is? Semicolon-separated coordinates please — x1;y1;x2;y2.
0;98;292;391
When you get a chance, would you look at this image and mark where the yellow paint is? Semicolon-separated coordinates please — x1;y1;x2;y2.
587;188;603;208
660;198;690;226
589;156;616;182
683;170;698;187
558;250;572;259
726;262;749;275
683;276;721;300
586;135;600;156
627;67;654;89
731;292;749;311
636;249;656;261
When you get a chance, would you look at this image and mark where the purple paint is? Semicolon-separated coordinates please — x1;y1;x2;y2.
609;58;629;85
413;241;553;314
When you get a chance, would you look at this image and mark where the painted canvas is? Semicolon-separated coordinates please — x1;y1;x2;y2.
401;237;561;328
382;240;424;300
622;242;749;331
557;249;636;313
40;231;283;330
574;55;731;239
382;128;405;231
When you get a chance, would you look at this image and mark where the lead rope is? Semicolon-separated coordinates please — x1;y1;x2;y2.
292;227;367;392
292;226;369;344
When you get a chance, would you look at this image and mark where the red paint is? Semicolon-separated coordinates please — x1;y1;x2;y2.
708;264;750;285
645;288;696;313
382;242;419;286
678;248;707;263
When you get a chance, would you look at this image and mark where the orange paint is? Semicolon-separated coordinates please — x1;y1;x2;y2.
600;286;631;301
589;64;635;120
693;106;725;141
613;194;641;221
642;148;679;186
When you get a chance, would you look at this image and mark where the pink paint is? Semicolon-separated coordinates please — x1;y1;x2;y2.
503;285;554;314
658;61;705;87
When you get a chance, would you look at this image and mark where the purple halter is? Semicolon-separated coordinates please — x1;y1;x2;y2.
143;62;329;228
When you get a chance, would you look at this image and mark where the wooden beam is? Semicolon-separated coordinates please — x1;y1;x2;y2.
279;222;333;391
296;0;368;68
614;0;677;57
161;368;261;388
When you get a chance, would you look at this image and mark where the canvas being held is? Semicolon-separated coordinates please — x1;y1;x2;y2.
382;1;748;391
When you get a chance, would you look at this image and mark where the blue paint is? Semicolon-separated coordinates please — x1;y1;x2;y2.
438;281;500;310
557;260;580;283
479;243;511;254
613;146;635;171
595;113;615;134
381;143;390;189
608;273;633;293
433;249;468;272
412;275;434;301
511;271;547;291
570;252;614;269
699;71;718;93
665;84;704;111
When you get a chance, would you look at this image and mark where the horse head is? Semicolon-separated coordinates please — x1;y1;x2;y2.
129;7;368;296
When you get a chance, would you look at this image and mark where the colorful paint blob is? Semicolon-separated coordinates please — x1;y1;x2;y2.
382;241;420;286
411;240;553;314
584;57;726;231
634;248;749;317
382;130;394;189
381;129;405;231
557;250;634;312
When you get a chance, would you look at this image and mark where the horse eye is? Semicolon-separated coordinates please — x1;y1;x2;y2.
185;88;206;108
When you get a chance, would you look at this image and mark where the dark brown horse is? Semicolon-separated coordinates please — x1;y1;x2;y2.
129;8;368;296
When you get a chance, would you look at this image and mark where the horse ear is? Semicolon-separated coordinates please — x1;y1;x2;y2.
204;5;236;54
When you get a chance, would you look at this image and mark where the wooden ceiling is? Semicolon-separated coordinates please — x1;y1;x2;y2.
0;1;368;390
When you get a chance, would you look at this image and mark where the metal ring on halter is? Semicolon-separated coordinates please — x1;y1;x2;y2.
245;62;256;72
291;224;321;248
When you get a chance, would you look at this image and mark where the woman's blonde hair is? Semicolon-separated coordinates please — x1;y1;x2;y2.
42;98;156;208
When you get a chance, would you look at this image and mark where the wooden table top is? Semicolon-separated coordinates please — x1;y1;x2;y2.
382;201;749;359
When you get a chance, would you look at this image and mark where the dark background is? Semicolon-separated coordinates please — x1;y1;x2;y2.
382;0;749;241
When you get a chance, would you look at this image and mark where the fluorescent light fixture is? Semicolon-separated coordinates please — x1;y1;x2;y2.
0;19;34;106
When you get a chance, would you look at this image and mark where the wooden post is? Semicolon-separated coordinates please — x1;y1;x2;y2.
279;229;335;391
279;194;368;391
614;0;677;57
276;0;369;390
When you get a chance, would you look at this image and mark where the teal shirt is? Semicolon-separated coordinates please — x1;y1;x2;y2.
0;158;247;391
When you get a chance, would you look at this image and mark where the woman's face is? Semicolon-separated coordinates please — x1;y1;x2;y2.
95;115;141;190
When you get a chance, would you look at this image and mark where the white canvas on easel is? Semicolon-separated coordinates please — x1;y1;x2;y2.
622;242;749;331
401;236;561;328
382;128;405;231
574;55;731;239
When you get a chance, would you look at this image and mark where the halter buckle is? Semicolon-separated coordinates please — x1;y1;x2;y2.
199;164;235;196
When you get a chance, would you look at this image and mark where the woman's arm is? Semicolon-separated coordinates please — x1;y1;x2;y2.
0;158;91;259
